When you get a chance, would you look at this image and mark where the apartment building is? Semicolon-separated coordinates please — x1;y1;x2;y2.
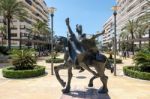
0;0;49;47
102;16;114;45
102;0;149;46
116;0;149;38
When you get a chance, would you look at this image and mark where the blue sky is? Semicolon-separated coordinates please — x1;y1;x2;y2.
45;0;116;37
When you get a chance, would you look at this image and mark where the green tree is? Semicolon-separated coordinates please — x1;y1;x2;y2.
11;49;36;70
0;26;6;46
135;22;148;49
121;20;139;55
137;0;150;48
32;20;50;55
0;0;27;49
120;31;129;50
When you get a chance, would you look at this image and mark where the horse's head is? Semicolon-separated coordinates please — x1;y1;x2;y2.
55;36;68;47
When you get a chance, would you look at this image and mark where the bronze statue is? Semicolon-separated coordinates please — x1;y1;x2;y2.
54;18;113;94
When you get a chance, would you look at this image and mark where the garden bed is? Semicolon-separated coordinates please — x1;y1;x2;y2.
46;58;64;63
2;65;45;78
123;66;150;80
109;58;122;64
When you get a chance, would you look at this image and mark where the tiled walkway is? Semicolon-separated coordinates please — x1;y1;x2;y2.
0;54;150;99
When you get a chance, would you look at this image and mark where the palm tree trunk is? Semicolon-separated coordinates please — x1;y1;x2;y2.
33;35;36;49
2;37;3;47
28;36;30;49
139;34;142;50
149;29;150;48
37;43;41;56
118;39;120;52
131;32;134;55
19;32;22;49
7;18;11;50
126;36;129;57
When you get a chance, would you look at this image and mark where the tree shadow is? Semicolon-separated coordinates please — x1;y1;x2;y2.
61;88;111;99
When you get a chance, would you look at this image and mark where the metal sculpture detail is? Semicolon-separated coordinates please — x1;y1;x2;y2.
54;18;113;94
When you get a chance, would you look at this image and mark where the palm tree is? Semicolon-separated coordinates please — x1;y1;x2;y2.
120;30;131;57
0;0;27;49
136;23;148;49
122;20;139;55
120;30;130;48
138;13;150;48
32;20;49;55
0;26;6;46
137;0;150;48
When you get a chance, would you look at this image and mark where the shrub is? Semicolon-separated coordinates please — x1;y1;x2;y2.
133;48;150;72
46;58;64;63
0;46;9;55
123;66;150;80
10;49;36;70
109;58;122;64
2;66;45;78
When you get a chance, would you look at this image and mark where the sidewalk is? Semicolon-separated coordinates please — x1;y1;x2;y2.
0;54;149;99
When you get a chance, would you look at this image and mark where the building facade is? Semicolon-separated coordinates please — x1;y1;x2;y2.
102;16;114;46
116;0;149;38
0;0;49;47
102;0;149;47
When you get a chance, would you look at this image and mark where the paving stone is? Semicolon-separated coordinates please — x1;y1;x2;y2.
0;54;149;99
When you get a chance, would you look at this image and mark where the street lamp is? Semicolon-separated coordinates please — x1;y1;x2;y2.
112;5;119;76
48;7;56;75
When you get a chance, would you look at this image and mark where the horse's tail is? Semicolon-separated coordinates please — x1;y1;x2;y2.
105;58;114;73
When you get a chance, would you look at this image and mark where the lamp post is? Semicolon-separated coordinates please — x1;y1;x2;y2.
112;6;119;76
48;7;56;75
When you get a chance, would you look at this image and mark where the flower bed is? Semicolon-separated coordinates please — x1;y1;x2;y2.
123;66;150;80
2;65;45;78
46;58;64;63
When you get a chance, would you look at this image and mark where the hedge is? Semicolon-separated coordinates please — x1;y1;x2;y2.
46;58;64;63
2;66;45;78
123;66;150;80
109;58;122;64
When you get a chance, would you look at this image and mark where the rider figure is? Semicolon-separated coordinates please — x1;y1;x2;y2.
66;18;113;73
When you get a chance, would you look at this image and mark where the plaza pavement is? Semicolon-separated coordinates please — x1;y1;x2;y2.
0;54;150;99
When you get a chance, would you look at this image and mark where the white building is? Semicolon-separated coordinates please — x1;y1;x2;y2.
0;0;49;47
102;0;149;47
116;0;149;38
102;16;114;46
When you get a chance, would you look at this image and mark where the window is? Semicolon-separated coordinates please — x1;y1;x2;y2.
11;33;17;37
20;25;25;29
11;25;17;29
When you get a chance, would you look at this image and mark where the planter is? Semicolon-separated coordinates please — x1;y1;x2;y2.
2;65;45;78
123;66;150;80
46;58;64;63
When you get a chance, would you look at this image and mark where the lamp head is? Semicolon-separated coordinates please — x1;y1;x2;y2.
112;6;119;12
112;6;119;16
48;7;56;14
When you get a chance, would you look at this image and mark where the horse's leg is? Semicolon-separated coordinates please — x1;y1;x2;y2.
94;61;108;93
88;75;98;87
79;63;98;76
62;67;73;93
54;64;68;87
98;75;108;93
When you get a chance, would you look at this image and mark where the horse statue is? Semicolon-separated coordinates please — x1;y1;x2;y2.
54;18;113;94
